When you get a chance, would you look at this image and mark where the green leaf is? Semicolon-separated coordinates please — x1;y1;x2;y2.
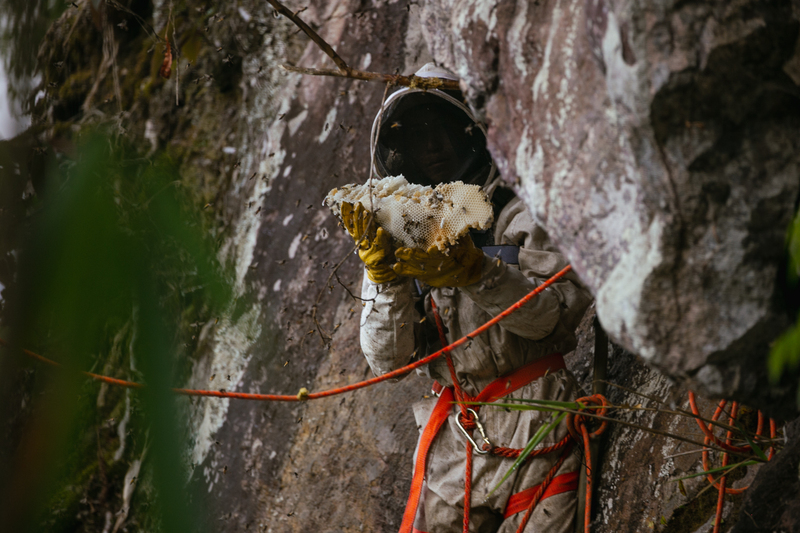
486;412;566;499
672;460;757;482
735;420;769;462
768;316;800;383
787;207;800;284
496;398;581;409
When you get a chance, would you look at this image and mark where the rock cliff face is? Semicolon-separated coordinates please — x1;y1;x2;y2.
4;0;799;532
418;0;800;415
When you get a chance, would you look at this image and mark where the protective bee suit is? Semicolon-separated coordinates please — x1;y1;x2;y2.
346;64;593;533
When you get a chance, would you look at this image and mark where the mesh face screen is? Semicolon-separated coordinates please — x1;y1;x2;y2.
375;92;493;188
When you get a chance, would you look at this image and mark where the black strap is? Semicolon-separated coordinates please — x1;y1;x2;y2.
481;245;519;265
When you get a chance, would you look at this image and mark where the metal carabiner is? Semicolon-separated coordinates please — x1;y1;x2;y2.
456;408;492;455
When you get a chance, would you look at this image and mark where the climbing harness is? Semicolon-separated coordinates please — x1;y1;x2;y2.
401;297;609;533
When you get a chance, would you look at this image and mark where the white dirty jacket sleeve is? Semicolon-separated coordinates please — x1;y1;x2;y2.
460;197;587;341
360;268;418;376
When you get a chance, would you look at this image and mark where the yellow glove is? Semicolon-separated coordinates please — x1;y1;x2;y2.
340;202;397;284
393;236;484;287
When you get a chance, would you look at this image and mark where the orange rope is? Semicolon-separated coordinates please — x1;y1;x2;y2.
688;391;777;533
567;394;609;533
0;265;573;402
514;443;574;533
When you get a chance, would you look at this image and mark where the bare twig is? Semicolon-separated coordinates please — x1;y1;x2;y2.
473;402;743;456
280;64;460;91
664;448;710;459
265;0;349;71
596;380;770;440
266;0;459;90
332;270;371;303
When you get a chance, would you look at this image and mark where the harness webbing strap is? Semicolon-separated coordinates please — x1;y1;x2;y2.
472;353;565;405
400;387;454;533
503;471;579;518
399;353;567;533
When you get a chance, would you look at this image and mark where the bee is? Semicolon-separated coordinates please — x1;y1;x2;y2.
295;199;301;207
419;317;427;324
223;54;233;64
333;323;341;330
129;476;137;485
209;374;216;381
222;466;228;474
203;203;213;209
257;66;264;74
278;113;286;120
234;161;241;169
275;259;286;265
390;122;402;129
117;20;128;31
216;47;223;52
255;206;262;215
219;388;227;393
400;323;406;328
227;375;231;381
284;360;289;366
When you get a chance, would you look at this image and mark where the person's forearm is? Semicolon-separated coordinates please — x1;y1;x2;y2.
460;256;561;340
360;270;418;375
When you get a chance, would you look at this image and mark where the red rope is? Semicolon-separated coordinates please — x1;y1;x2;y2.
689;392;777;533
514;442;574;533
0;265;573;402
566;394;609;533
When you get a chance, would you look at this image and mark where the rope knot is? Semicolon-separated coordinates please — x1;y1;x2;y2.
458;411;477;431
567;394;608;442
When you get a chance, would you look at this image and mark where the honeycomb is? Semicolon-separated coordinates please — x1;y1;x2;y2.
325;175;494;251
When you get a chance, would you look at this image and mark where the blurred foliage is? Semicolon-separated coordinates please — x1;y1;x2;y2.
0;129;231;532
0;0;66;109
768;207;800;404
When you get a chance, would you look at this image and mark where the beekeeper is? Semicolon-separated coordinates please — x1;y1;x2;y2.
340;64;593;533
